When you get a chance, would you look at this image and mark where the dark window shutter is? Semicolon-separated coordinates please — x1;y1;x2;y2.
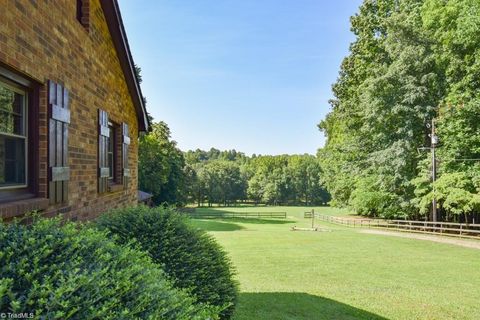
122;122;130;189
98;109;110;193
48;80;70;204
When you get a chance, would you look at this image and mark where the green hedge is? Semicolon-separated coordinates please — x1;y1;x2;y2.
0;218;218;319
97;206;238;319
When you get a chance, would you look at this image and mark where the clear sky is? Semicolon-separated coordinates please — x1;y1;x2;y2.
118;0;363;155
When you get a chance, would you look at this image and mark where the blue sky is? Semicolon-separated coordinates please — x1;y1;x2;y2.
118;0;363;155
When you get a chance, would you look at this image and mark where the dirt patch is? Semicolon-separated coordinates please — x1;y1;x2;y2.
360;229;480;250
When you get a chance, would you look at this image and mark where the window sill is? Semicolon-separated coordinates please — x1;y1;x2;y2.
108;183;124;193
0;197;49;219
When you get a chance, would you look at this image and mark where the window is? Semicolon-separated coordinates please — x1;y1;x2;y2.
98;109;127;194
76;0;82;21
76;0;90;30
0;80;27;189
107;122;115;180
0;67;44;211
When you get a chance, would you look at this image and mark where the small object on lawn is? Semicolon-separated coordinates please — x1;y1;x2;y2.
290;226;331;232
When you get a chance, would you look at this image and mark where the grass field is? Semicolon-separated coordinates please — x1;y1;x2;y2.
189;206;480;320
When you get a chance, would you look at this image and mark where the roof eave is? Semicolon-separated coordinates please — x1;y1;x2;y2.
100;0;149;132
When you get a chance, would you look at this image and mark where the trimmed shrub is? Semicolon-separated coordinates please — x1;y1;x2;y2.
97;206;238;319
0;218;218;319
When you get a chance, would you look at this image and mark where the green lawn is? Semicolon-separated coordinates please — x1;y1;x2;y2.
190;206;480;320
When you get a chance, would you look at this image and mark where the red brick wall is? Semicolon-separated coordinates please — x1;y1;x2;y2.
0;0;141;220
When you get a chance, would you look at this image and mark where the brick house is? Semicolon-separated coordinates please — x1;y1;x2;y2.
0;0;149;221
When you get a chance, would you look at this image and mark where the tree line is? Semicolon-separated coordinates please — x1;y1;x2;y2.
319;0;480;222
139;123;330;207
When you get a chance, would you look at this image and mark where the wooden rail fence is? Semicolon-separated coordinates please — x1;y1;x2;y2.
315;214;480;239
186;211;287;219
304;211;313;218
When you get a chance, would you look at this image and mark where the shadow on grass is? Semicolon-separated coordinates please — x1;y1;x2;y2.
233;292;388;320
189;219;244;232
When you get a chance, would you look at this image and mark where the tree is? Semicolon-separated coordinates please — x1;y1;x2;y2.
318;0;480;221
184;150;330;207
200;161;246;206
139;122;186;205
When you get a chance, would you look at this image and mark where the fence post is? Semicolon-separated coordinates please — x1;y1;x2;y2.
311;209;315;229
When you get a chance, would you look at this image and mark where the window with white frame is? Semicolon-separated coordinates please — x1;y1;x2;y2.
0;79;27;189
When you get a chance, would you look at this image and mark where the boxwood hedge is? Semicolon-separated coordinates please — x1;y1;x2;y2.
0;218;218;319
96;206;238;319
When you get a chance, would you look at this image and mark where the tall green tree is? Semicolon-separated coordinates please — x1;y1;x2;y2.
415;0;480;222
320;0;480;221
139;122;186;205
199;161;246;206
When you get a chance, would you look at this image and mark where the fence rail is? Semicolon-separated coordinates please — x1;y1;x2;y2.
186;211;287;219
304;211;313;218
315;214;480;239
